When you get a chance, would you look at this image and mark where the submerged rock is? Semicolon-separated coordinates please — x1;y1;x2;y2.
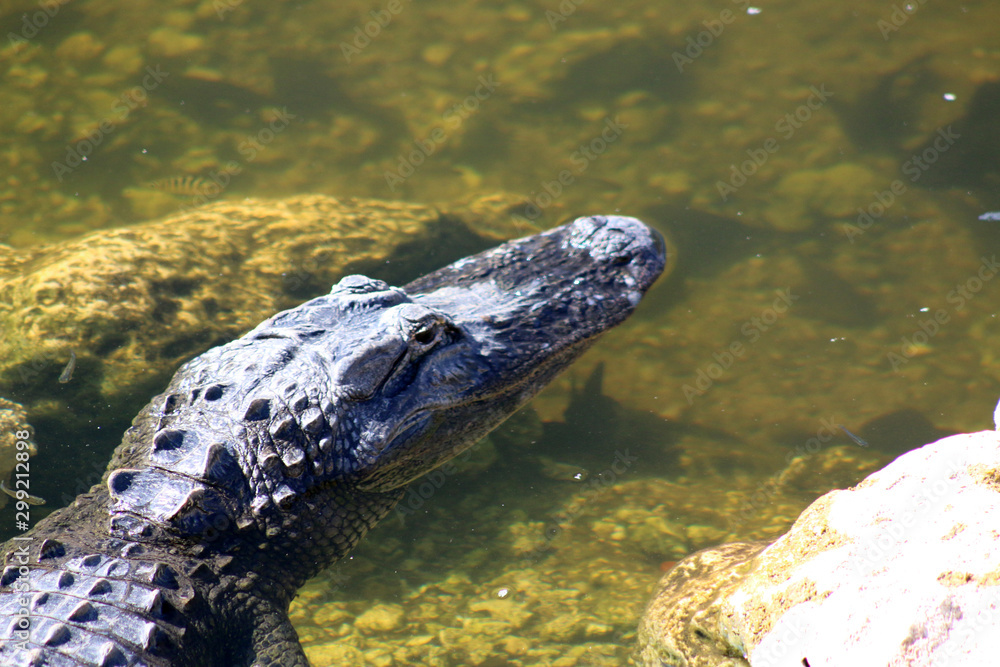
1;194;529;404
637;541;768;667
354;604;406;634
639;402;1000;666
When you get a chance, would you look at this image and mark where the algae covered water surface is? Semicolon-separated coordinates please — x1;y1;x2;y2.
1;0;999;663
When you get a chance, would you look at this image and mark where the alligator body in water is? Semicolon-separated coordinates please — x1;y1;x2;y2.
0;215;665;666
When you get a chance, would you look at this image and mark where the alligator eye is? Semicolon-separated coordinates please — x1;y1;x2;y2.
413;324;437;345
398;305;456;349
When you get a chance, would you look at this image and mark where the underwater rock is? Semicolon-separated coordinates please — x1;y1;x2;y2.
637;541;767;667
1;194;529;402
354;603;406;634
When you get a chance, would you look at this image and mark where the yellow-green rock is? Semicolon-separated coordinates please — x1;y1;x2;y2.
354;603;406;633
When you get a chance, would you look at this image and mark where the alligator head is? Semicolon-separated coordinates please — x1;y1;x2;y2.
357;214;667;491
104;215;666;569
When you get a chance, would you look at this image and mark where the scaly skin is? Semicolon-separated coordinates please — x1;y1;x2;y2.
0;215;666;666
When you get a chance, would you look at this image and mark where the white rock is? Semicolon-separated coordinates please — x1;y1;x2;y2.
722;428;1000;666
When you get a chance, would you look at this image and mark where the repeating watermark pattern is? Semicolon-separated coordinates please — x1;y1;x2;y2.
672;0;757;73
391;442;639;535
519;449;637;563
340;0;413;63
545;0;585;30
392;446;476;526
384;74;500;191
682;288;797;404
521;115;627;220
6;0;71;48
843;125;960;242
51;66;169;182
927;587;1000;664
174;107;297;211
716;85;833;201
848;456;962;575
11;348;69;386
731;417;849;527
843;180;909;243
887;255;999;371
748;616;808;666
877;0;930;40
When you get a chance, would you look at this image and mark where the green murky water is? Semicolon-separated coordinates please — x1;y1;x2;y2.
2;0;1000;663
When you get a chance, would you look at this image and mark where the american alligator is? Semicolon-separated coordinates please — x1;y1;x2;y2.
0;215;666;666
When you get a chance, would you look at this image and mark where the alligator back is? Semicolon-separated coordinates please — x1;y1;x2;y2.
1;551;185;666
